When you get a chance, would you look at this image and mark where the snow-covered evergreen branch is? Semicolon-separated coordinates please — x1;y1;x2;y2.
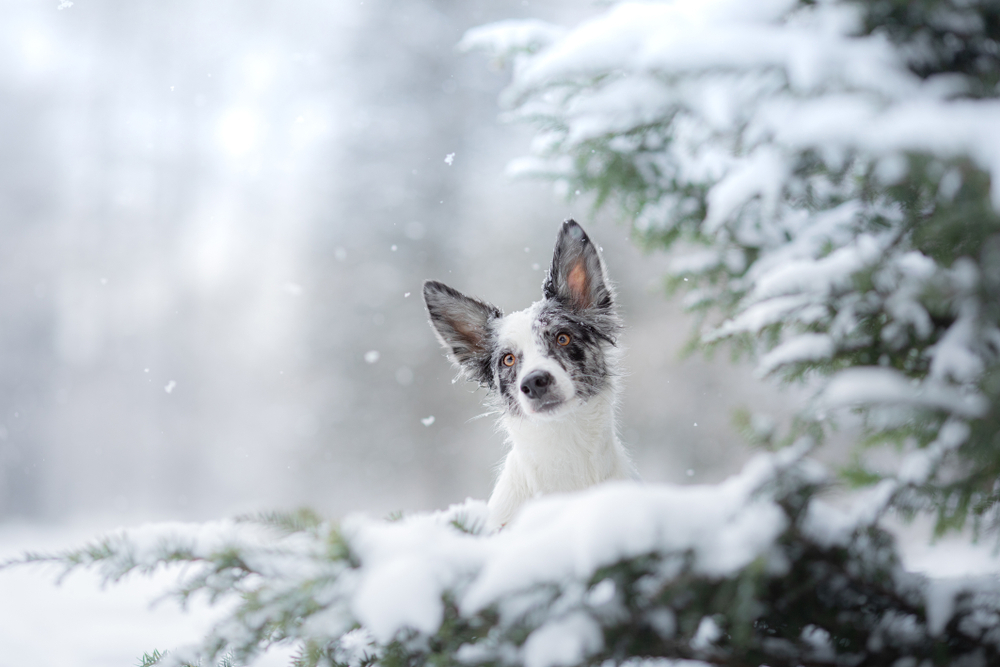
462;0;1000;532
8;449;1000;666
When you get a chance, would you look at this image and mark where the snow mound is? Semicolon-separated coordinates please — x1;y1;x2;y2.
11;448;1000;667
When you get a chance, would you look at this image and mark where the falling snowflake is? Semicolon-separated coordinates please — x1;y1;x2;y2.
444;153;455;165
421;415;435;427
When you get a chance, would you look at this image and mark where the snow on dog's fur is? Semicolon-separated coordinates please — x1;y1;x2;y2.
423;220;635;528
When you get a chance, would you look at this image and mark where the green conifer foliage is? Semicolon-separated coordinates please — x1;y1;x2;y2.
463;0;1000;533
8;452;1000;667
857;0;1000;96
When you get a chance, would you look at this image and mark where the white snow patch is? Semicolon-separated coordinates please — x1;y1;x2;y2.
897;420;970;485
705;148;787;233
459;19;568;58
711;294;822;339
756;333;834;376
332;452;799;642
929;298;984;384
801;480;896;548
463;454;790;614
818;367;988;419
690;616;722;651
753;233;886;300
0;522;293;667
523;611;603;667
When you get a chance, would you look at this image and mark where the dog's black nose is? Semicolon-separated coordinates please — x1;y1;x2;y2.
520;370;553;400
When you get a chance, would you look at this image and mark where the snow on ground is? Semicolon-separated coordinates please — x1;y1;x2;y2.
0;521;293;667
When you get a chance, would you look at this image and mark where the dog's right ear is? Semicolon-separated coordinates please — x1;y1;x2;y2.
543;219;614;312
423;280;501;385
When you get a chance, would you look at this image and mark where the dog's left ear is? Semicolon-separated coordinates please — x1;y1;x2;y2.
543;220;614;311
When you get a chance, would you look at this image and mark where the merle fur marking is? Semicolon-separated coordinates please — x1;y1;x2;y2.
534;302;616;400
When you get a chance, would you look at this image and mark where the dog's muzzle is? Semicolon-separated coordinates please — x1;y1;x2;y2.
520;370;564;412
520;370;553;399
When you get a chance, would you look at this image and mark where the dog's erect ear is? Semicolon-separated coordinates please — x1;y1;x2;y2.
543;220;614;311
423;280;501;384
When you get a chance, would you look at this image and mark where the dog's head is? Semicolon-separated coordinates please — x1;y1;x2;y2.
423;220;621;419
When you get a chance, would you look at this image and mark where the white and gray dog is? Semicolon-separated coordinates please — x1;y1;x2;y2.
423;220;635;528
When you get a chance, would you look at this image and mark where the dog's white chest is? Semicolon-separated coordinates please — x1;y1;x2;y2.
487;400;634;528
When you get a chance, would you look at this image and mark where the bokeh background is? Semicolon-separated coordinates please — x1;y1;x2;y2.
0;0;793;530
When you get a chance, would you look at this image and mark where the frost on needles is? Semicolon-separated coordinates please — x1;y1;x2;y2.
10;446;1000;667
462;0;1000;534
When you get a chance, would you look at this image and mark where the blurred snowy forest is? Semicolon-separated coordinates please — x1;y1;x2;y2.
0;0;783;526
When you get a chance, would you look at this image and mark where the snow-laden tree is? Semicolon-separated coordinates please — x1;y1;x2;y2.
12;446;1000;667
9;3;1000;666
462;0;1000;535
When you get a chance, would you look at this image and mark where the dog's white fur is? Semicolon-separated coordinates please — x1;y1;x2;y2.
487;303;633;528
424;221;635;529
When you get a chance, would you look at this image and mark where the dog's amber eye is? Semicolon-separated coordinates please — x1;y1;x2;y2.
556;333;571;346
502;353;516;367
